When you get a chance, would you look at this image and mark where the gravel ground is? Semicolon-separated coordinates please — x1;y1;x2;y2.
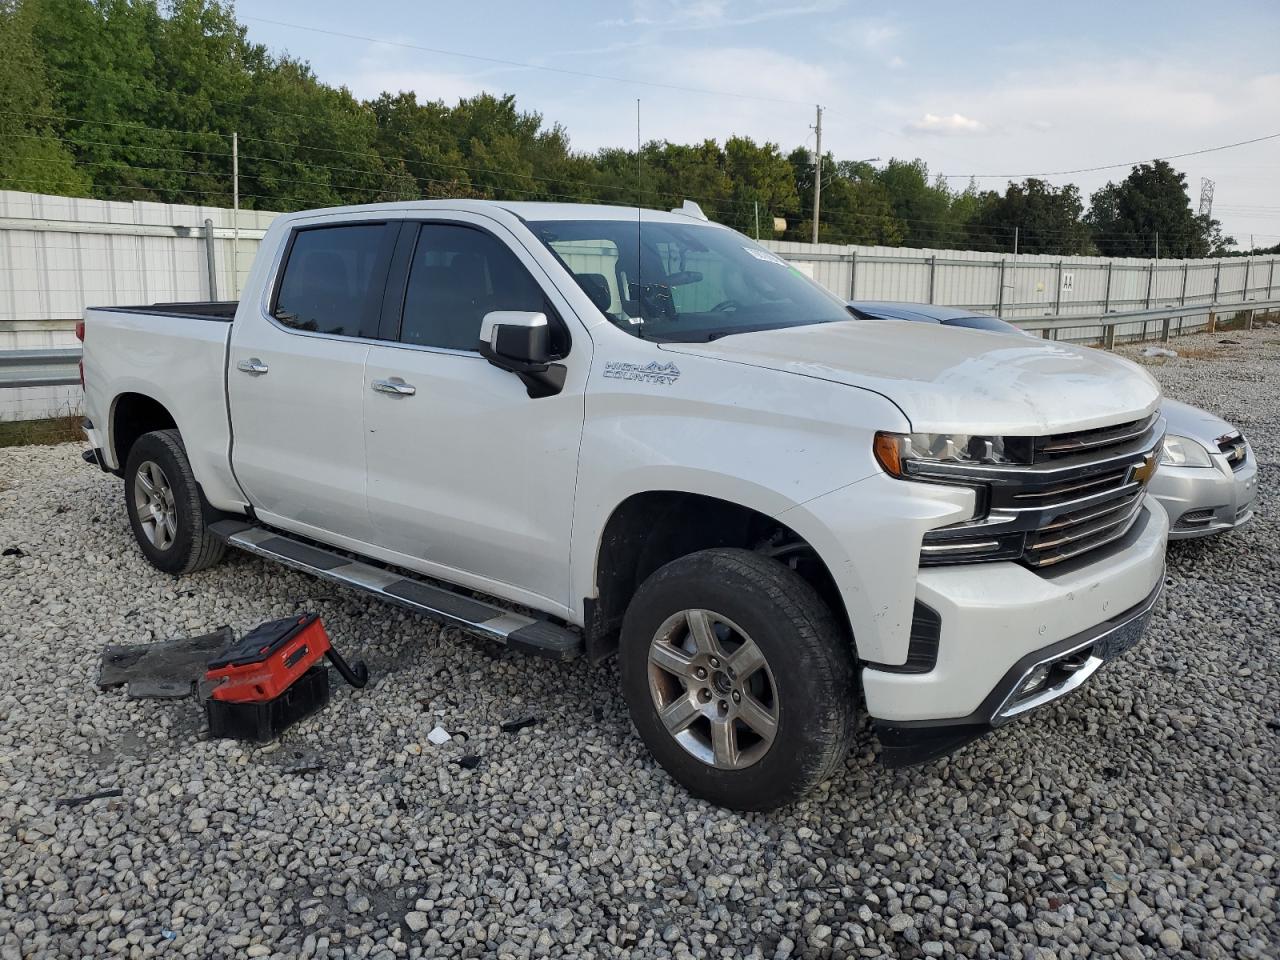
1;327;1278;960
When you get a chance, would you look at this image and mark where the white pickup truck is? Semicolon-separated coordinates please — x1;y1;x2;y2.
80;200;1168;809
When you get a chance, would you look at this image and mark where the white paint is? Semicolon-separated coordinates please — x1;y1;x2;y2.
81;198;1170;728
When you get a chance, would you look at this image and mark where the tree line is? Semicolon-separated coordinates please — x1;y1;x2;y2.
0;0;1249;257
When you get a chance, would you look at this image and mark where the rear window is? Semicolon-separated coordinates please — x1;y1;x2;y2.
273;224;393;337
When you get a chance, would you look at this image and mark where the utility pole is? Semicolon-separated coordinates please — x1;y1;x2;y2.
232;131;240;298
811;105;823;245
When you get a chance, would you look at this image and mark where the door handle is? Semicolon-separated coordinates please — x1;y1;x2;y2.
371;377;416;396
236;358;269;375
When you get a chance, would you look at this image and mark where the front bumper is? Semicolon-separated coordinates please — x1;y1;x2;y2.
1151;450;1257;539
874;578;1162;766
863;498;1168;763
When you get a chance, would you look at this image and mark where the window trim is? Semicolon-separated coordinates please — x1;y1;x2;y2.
268;220;398;341
382;218;571;358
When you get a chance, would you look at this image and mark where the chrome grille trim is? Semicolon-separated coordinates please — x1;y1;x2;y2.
917;413;1164;570
1035;412;1161;459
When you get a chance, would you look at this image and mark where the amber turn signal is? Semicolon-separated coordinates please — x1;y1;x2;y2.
873;432;904;477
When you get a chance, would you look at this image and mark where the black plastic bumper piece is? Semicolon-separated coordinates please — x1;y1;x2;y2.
875;722;992;769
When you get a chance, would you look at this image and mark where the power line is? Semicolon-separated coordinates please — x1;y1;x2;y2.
241;15;813;107
939;132;1280;180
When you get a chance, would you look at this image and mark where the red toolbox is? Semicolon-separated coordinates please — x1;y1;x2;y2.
203;613;367;742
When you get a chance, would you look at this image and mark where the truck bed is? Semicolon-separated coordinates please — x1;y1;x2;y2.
104;301;239;322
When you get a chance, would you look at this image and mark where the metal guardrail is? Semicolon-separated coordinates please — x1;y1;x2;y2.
1011;298;1280;346
0;348;82;389
1;298;1277;395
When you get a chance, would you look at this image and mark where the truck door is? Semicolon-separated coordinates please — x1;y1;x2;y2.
228;219;398;544
362;216;588;610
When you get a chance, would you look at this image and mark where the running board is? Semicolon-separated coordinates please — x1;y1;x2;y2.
208;520;582;659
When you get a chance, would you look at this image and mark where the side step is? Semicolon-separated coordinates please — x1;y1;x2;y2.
208;520;582;660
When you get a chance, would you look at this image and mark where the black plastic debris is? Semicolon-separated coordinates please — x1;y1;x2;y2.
454;755;482;770
55;788;123;809
98;626;233;698
2;546;25;557
499;716;540;734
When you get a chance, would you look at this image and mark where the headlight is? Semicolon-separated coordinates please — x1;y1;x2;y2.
873;431;1017;477
1160;434;1213;468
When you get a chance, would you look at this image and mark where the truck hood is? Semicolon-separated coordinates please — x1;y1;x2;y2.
662;320;1162;434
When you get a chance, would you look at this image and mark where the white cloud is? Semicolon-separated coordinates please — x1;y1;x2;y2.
906;112;987;135
599;0;840;31
834;17;907;68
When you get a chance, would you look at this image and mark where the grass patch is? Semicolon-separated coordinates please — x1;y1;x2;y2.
0;414;84;448
1173;345;1230;360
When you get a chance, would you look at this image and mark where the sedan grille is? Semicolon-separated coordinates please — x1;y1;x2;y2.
1217;432;1247;470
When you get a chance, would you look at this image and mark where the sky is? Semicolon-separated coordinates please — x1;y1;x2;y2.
236;0;1280;250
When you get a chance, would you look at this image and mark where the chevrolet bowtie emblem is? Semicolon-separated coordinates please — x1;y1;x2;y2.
1132;451;1158;486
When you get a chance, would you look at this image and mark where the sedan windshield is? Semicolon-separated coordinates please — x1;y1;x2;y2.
531;219;853;341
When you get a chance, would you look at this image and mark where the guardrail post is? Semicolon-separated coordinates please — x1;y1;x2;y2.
1161;318;1171;342
927;255;937;304
848;251;858;300
1104;323;1116;350
1103;262;1113;313
1180;263;1188;305
1207;311;1216;334
1247;308;1255;331
996;259;1006;317
1242;258;1250;302
203;218;218;300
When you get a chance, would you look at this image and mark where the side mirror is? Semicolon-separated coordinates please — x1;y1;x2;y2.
479;311;552;367
478;311;565;398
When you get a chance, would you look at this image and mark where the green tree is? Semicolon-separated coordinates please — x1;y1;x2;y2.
967;178;1091;255
0;0;90;195
873;159;964;248
1086;160;1231;258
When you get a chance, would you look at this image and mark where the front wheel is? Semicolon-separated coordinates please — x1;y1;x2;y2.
124;429;226;575
619;548;856;810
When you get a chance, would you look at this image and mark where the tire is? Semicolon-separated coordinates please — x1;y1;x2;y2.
619;547;856;811
123;429;226;575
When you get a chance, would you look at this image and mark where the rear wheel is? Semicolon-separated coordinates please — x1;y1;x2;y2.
124;429;226;575
619;548;856;810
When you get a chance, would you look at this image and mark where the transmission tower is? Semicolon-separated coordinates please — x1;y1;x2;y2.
1199;178;1215;218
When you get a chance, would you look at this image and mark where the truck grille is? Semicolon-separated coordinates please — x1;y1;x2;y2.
1217;432;1247;470
917;413;1163;570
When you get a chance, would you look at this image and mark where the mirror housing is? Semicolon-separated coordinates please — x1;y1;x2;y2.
478;311;565;398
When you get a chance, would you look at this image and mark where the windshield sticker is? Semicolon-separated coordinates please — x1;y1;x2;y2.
603;360;681;385
742;246;788;267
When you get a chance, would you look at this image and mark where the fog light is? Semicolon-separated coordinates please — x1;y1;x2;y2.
1016;663;1052;698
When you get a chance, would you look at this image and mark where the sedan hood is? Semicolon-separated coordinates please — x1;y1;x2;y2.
662;320;1162;435
1161;398;1239;445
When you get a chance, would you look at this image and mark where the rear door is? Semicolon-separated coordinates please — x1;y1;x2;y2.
362;216;588;608
229;218;398;543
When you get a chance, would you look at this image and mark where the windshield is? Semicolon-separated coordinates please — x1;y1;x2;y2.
942;315;1023;334
531;219;853;341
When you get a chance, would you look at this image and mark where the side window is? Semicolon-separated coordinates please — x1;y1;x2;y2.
273;224;391;337
401;224;553;352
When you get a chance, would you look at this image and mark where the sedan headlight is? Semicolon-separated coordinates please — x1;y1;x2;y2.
1160;434;1213;468
873;431;1017;477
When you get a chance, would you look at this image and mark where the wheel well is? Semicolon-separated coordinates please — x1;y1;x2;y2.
585;491;851;663
111;393;177;468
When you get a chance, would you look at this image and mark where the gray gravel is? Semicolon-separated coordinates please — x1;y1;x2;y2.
2;327;1278;960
